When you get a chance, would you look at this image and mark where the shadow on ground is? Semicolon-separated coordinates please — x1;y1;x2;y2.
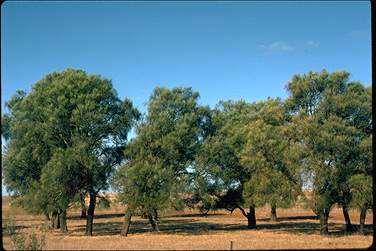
166;213;226;218
258;215;320;221
55;212;373;237
68;213;124;220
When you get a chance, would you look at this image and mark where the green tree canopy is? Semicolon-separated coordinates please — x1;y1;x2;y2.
240;98;303;221
114;86;211;234
2;68;140;235
195;100;263;228
286;70;372;235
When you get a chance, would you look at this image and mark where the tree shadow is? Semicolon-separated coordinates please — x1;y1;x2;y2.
67;221;124;236
329;224;374;236
64;218;201;236
68;213;124;220
166;213;226;218
54;212;373;238
258;215;320;222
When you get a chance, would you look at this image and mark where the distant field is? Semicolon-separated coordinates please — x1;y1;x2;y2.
2;196;373;250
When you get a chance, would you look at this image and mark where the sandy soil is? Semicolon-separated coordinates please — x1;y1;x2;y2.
2;196;374;250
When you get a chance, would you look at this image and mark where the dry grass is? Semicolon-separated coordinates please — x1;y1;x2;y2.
2;196;373;250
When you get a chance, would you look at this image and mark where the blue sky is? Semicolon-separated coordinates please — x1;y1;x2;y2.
0;1;371;193
1;1;371;114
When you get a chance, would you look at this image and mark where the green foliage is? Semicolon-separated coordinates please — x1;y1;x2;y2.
96;196;111;209
348;174;372;209
286;70;372;217
194;100;261;212
240;98;302;209
2;68;371;235
117;159;175;214
115;87;210;217
2;68;140;224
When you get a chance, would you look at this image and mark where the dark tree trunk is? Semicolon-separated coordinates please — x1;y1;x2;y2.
59;210;68;233
247;206;257;229
153;210;160;232
319;208;330;235
148;214;156;230
342;206;355;232
238;206;257;229
85;190;97;236
359;207;367;234
148;213;159;232
80;192;87;219
81;209;87;219
270;203;277;221
154;210;158;221
51;210;60;229
121;208;132;236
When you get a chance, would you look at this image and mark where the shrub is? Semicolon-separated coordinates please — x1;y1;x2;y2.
4;216;46;251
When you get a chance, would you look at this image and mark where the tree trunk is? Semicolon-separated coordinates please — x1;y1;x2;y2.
153;210;160;232
342;206;355;232
85;190;97;236
247;206;257;229
154;210;158;221
51;210;60;229
319;208;329;235
59;210;68;233
359;207;367;234
121;208;132;236
80;192;87;219
148;213;159;231
148;214;156;231
270;203;277;221
81;209;87;219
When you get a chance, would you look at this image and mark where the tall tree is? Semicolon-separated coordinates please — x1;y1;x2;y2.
114;87;210;235
195;100;262;228
348;135;372;233
2;69;140;235
286;70;372;235
332;84;372;234
240;98;303;222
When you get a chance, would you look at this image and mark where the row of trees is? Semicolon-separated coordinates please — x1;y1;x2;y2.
2;69;372;236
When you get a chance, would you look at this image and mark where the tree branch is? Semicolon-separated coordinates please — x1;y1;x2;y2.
237;205;248;218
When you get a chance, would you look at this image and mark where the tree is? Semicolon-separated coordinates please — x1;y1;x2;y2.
240;98;303;222
2;69;140;235
329;84;372;233
2;89;60;227
114;87;210;235
286;70;372;235
195;100;263;228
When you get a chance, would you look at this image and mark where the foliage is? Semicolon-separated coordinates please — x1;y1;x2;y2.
285;70;372;234
2;68;371;236
2;68;140;234
96;196;111;209
194;100;262;223
115;87;211;220
240;98;303;209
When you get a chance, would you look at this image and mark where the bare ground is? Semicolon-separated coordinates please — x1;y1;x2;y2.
2;196;374;250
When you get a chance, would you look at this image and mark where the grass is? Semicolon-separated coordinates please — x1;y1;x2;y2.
2;196;373;250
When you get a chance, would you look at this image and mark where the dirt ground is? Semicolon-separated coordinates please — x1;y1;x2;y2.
2;196;374;250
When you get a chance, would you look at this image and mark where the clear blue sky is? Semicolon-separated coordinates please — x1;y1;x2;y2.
0;1;371;194
1;1;371;115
